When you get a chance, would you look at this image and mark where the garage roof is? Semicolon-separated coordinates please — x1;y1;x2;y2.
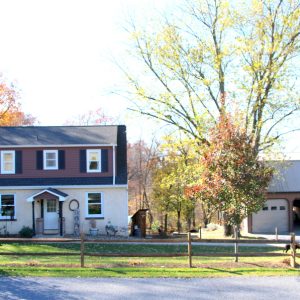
268;160;300;193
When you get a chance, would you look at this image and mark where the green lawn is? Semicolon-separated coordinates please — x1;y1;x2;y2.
0;266;299;278
0;242;298;277
0;242;286;254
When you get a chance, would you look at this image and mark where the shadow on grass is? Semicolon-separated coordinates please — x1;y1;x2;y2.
0;269;10;276
240;235;267;240
205;267;243;276
94;267;127;275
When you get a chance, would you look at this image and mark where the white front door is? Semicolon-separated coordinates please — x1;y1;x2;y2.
44;199;59;230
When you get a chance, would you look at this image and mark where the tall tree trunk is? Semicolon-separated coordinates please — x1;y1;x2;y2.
164;213;168;233
192;208;196;228
224;224;233;236
223;213;233;236
201;203;210;228
204;218;209;228
177;210;181;233
187;217;191;231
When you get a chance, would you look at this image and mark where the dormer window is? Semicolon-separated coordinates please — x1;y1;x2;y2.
43;150;58;170
1;151;15;174
87;150;101;172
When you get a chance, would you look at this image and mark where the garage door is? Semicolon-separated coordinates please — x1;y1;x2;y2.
252;199;288;233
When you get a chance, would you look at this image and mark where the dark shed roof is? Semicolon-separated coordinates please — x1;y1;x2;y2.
0;126;120;146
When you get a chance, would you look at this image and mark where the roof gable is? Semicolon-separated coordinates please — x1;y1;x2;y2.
26;188;69;202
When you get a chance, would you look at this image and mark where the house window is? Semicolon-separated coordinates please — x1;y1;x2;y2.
44;150;58;170
0;194;15;219
86;192;103;217
1;151;15;174
280;206;286;211
87;150;101;172
262;206;268;211
271;206;277;211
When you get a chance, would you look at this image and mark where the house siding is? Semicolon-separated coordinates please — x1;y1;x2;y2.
0;147;113;179
0;187;128;236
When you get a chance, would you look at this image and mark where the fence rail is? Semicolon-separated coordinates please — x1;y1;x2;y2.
0;252;80;256
0;238;291;244
0;233;298;268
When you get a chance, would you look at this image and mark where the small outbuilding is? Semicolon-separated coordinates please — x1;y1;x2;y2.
130;209;148;238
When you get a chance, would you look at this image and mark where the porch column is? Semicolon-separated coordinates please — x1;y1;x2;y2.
59;201;63;236
41;199;44;218
32;201;36;235
113;145;116;185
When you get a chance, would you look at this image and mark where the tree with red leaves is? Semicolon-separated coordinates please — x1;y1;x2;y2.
186;114;273;235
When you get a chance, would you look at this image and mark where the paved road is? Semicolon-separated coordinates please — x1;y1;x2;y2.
0;276;300;300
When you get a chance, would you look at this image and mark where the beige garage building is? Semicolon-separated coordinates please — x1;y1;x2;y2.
249;161;300;234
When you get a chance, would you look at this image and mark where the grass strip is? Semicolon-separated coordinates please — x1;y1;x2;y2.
0;243;283;254
0;266;299;278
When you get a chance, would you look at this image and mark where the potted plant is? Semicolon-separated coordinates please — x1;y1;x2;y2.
89;219;98;236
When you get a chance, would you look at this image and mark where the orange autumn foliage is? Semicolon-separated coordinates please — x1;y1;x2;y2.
0;80;35;126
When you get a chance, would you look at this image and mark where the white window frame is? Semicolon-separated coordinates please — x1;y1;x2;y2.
86;149;101;173
1;150;15;174
85;192;104;218
43;150;58;170
0;194;16;220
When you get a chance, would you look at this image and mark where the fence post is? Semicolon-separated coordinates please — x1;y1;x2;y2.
80;232;85;268
234;226;239;263
188;232;192;268
290;233;296;268
199;227;202;240
275;227;278;241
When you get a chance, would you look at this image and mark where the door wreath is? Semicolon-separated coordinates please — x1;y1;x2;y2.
69;199;79;211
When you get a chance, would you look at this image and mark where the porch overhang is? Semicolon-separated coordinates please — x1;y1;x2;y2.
26;188;68;202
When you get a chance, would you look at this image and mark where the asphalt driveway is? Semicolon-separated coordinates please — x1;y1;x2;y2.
0;276;300;300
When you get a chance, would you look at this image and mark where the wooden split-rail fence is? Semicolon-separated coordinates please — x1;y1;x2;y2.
0;232;299;268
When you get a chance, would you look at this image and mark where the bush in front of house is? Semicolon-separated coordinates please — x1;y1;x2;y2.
19;226;34;238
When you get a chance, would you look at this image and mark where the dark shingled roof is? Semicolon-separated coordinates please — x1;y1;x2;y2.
47;188;69;198
0;126;119;146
